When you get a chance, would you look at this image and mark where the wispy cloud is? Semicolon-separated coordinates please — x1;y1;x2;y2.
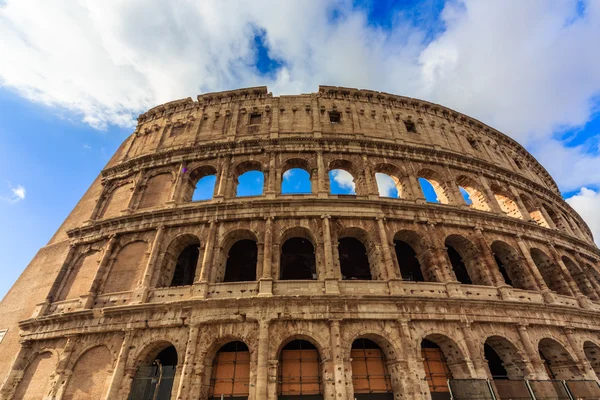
566;187;600;245
375;173;398;198
331;169;355;192
1;182;26;204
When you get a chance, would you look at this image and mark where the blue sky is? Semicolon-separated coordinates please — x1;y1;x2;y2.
1;0;600;300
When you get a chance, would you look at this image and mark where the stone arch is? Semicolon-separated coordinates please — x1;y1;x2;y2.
530;248;571;296
215;229;259;283
456;175;491;211
445;234;487;285
63;345;113;400
328;159;362;195
583;340;600;379
102;240;149;294
520;193;550;227
207;340;252;399
279;227;317;280
491;241;536;290
338;227;380;280
100;179;134;219
56;248;102;301
233;160;264;197
543;204;569;232
561;255;596;299
272;331;329;362
12;350;58;400
184;165;218;202
490;184;524;219
281;157;313;194
374;163;407;198
538;337;583;380
394;230;428;282
138;170;175;209
349;334;398;399
276;336;325;399
128;340;180;400
157;233;201;288
418;168;451;204
483;336;529;379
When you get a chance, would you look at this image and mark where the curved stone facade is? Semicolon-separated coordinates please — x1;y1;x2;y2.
1;86;600;399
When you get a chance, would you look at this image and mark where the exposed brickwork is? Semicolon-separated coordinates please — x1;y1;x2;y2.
1;86;600;399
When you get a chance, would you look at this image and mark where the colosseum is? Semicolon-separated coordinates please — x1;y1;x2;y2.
1;85;600;400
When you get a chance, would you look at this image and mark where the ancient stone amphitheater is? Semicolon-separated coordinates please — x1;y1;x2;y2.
1;86;600;400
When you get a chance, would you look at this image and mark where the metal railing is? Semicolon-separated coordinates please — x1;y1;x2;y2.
446;379;600;399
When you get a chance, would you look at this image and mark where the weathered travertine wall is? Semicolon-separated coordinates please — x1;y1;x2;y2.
1;86;600;400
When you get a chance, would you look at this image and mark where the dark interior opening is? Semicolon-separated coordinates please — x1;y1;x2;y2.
539;350;556;380
155;346;178;366
280;238;317;280
170;244;200;287
338;238;372;280
249;113;262;125
223;240;257;282
446;246;472;284
394;240;424;282
493;254;513;286
404;120;417;133
329;111;341;123
484;344;508;380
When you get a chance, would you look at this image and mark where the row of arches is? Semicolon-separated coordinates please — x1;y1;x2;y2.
11;330;600;399
97;158;590;243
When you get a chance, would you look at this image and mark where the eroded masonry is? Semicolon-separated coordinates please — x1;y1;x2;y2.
1;86;600;399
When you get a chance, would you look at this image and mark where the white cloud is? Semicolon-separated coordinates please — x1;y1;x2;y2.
1;183;26;204
1;0;600;192
566;187;600;245
283;169;294;181
375;173;398;198
331;169;356;192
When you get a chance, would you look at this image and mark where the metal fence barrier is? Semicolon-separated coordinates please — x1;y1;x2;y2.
447;379;600;399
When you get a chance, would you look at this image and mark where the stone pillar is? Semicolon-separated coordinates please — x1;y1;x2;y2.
376;217;397;280
106;330;134;400
322;215;339;293
195;220;217;297
265;152;277;198
260;217;274;296
255;320;270;399
416;246;449;283
478;175;503;214
563;328;597;380
473;228;506;287
270;99;279;139
329;320;348;400
509;186;533;222
311;97;322;138
167;163;187;204
548;245;582;299
408;175;425;202
460;323;486;378
316;151;328;197
362;155;379;199
175;324;200;400
539;206;557;229
396;320;420;396
133;226;165;303
215;155;231;199
516;325;546;379
515;237;554;302
45;244;79;305
85;234;119;308
576;253;600;299
0;341;33;400
50;335;77;400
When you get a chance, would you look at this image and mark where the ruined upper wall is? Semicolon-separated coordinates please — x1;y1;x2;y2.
126;86;559;195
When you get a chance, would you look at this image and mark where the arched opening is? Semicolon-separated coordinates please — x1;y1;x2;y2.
375;173;401;198
282;168;312;194
421;339;453;399
329;169;356;195
491;185;523;219
538;338;582;380
223;240;257;282
170;244;199;287
128;345;178;400
418;170;450;204
485;343;508;379
543;205;567;232
12;351;57;400
491;241;534;290
278;340;323;399
186;165;218;202
446;245;472;284
280;237;317;280
351;339;393;399
57;250;102;301
209;341;250;399
521;194;549;227
456;176;491;211
237;170;264;197
530;249;571;296
63;346;113;400
394;240;424;282
102;241;148;294
561;256;595;298
445;235;488;285
338;237;372;280
139;173;173;209
584;341;600;380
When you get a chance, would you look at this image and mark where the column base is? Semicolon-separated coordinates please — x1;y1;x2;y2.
446;281;465;298
498;285;516;301
577;294;592;309
258;278;273;296
192;281;209;299
541;289;556;304
131;287;150;304
325;278;340;294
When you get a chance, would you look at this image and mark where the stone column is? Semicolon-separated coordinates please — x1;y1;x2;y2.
509;186;533;222
322;215;339;294
50;335;77;400
133;226;165;303
265;153;277;198
515;237;554;303
478;175;503;214
175;324;200;400
84;234;119;308
195;220;217;298
396;320;420;395
316;151;328;197
105;330;134;400
260;217;274;296
408;175;425;202
473;228;506;287
167;163;187;204
576;253;600;299
45;244;79;305
0;341;33;400
255;320;270;399
516;325;546;379
329;320;348;400
460;323;486;378
416;246;449;283
376;217;397;280
563;328;597;380
311;97;322;138
539;206;557;229
547;245;582;299
215;156;231;199
269;99;279;139
362;155;379;199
